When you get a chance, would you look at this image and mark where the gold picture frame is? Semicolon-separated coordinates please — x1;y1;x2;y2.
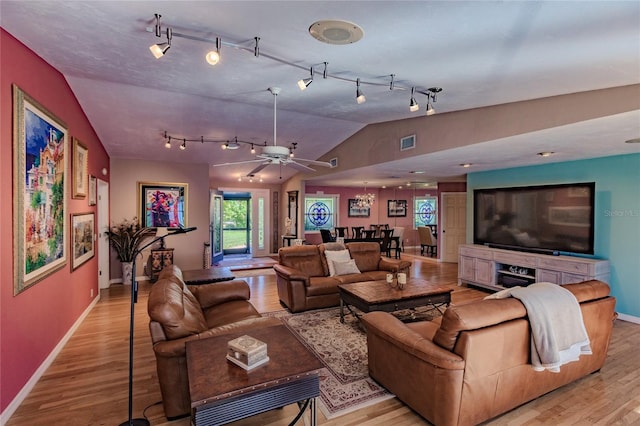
88;175;97;206
13;84;69;294
72;137;88;198
71;212;95;270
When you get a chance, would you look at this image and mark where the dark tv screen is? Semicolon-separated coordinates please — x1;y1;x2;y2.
473;182;595;255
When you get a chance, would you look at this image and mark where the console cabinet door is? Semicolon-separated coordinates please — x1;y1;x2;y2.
537;269;561;284
475;258;494;285
459;256;476;281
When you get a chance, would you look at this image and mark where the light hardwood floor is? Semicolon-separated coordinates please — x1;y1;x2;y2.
6;252;639;425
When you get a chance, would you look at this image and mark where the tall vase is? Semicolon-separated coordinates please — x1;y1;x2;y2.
203;243;211;269
121;261;134;285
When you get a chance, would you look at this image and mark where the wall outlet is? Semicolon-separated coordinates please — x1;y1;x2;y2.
90;288;94;298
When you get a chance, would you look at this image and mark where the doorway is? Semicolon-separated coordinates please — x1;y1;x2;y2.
222;193;251;255
441;192;467;263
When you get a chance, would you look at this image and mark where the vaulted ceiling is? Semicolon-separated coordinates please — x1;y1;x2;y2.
2;1;639;186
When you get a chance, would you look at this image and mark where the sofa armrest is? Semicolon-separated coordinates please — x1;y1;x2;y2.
363;311;464;370
152;316;281;358
378;258;411;273
188;280;251;309
273;264;310;284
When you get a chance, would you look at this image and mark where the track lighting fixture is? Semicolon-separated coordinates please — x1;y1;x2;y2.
298;67;314;91
179;140;186;150
147;14;444;114
409;87;419;112
250;144;255;154
165;137;171;149
356;78;366;104
205;37;221;65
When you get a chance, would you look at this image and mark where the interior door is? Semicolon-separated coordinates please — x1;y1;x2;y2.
97;179;110;289
441;192;467;263
210;190;223;264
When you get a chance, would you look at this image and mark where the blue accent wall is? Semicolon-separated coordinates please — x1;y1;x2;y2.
467;153;640;318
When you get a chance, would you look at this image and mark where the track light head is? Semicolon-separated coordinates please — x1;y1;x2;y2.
356;78;366;104
179;140;186;150
205;38;221;65
165;139;171;149
409;87;419;112
298;67;313;91
150;27;172;59
426;101;435;115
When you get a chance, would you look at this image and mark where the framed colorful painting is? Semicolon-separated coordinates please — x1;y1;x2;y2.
13;84;69;294
71;212;95;270
72;137;88;198
138;181;188;228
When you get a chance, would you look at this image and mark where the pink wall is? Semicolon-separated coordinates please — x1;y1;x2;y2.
304;185;441;247
0;30;110;413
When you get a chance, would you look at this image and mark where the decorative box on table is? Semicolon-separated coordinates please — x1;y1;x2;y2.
226;335;269;370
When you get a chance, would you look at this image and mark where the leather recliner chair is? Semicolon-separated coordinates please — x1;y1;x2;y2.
147;265;280;419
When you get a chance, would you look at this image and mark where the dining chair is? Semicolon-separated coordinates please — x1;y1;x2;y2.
418;226;437;257
363;229;377;239
334;227;349;238
352;226;365;239
320;229;336;243
380;228;394;257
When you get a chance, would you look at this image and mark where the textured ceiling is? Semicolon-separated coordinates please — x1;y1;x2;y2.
1;1;639;186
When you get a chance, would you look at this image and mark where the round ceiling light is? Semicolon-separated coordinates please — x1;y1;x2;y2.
309;20;364;45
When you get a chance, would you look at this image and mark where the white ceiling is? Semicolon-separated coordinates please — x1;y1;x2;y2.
2;1;639;186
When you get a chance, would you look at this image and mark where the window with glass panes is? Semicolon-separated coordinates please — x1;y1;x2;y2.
414;197;437;228
304;196;336;231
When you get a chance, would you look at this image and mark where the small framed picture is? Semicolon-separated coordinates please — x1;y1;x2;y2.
348;199;370;218
88;175;97;206
388;200;407;217
72;212;95;270
72;137;88;198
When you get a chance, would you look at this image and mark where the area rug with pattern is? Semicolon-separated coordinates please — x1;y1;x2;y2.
266;306;440;419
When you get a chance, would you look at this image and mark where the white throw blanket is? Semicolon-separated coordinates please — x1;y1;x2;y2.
485;282;592;372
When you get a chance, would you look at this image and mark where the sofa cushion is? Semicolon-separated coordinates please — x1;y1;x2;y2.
318;243;347;275
347;242;381;272
324;249;352;276
278;245;326;279
148;278;208;340
307;276;341;296
202;300;263;328
334;259;361;276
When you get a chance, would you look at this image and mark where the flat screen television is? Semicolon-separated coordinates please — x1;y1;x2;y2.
473;182;595;255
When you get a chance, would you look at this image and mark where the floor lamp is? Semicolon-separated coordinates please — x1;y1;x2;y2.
120;226;197;426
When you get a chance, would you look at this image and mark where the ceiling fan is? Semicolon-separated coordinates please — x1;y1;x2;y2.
213;87;333;177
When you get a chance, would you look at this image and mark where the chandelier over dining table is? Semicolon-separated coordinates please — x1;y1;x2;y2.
355;182;375;208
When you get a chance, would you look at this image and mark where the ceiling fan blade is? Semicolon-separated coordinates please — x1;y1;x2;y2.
288;161;316;173
292;158;333;167
247;161;272;176
212;159;266;167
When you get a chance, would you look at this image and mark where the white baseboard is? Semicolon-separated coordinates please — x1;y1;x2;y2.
109;275;149;285
617;313;640;324
1;294;101;424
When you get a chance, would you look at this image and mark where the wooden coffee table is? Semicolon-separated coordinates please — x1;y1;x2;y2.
186;324;323;425
338;279;452;323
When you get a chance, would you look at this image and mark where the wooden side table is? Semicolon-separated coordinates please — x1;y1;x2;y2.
147;248;174;282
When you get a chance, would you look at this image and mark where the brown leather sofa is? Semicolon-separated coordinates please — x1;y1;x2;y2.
274;242;411;313
147;265;280;419
362;280;616;426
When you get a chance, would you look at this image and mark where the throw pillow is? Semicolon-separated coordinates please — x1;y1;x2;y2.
333;259;361;276
324;249;351;276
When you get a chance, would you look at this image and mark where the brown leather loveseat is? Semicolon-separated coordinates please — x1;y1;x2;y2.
363;280;616;426
274;242;411;313
147;265;280;419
